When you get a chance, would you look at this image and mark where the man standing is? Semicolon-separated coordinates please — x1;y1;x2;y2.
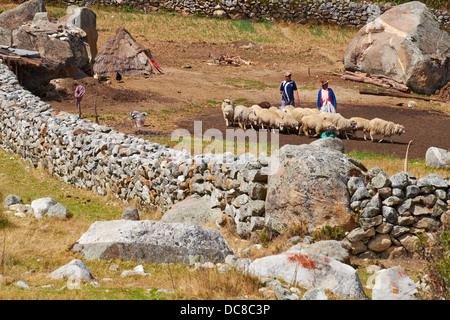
280;71;300;107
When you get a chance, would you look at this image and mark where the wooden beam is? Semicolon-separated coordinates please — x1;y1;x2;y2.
359;88;446;102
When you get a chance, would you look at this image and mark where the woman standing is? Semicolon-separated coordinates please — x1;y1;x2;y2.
317;78;337;113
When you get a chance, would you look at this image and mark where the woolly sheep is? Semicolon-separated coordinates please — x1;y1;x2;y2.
221;99;234;127
317;113;357;140
367;118;405;143
233;105;247;128
259;109;284;132
299;115;337;137
281;110;299;134
291;107;320;123
349;116;371;140
248;104;262;130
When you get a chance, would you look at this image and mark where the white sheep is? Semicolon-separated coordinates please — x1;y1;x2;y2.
221;99;235;127
291;107;320;123
259;108;284;132
299;115;337;138
247;104;262;130
281;110;299;134
367;118;405;143
349;116;371;140
317;113;357;140
233;105;247;128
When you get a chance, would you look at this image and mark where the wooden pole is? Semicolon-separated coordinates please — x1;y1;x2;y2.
404;140;413;172
359;88;446;102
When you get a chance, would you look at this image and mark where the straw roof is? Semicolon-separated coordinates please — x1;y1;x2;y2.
93;26;156;76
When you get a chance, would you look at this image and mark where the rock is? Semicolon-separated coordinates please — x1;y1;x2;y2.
417;173;448;188
425;147;450;169
265;144;360;235
344;2;450;95
30;197;57;218
288;240;351;264
3;194;22;207
372;266;419;300
310;137;345;153
59;5;98;58
47;259;94;281
302;287;328;300
16;280;30;289
247;251;367;300
367;234;392;252
121;206;140;221
120;265;151;277
160;195;223;226
46;202;68;218
0;1;94;94
0;0;46;30
72;220;233;264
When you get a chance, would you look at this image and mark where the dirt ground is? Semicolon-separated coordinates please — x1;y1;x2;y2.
41;39;450;160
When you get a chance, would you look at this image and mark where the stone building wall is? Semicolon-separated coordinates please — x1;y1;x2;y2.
53;0;450;32
0;61;448;259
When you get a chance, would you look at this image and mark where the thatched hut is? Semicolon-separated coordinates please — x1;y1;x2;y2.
93;26;159;77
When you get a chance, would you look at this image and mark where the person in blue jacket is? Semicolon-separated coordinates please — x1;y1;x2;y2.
317;78;337;113
280;71;300;107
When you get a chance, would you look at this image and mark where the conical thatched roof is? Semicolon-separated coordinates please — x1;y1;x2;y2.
93;26;157;76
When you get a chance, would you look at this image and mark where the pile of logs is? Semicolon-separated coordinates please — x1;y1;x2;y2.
329;70;410;92
433;82;450;102
329;70;448;102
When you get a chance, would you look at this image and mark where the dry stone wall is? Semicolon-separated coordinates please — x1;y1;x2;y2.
0;61;448;259
55;0;450;32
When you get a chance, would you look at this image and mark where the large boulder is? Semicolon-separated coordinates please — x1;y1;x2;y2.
264;144;364;235
0;0;46;31
72;220;233;264
59;5;98;58
344;1;450;95
425;147;450;169
371;266;419;300
247;251;367;299
0;3;94;94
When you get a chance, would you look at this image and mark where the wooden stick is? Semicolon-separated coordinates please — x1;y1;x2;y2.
94;101;99;124
404;140;413;172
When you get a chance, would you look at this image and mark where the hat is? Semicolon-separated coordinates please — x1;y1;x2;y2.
285;72;291;77
320;78;329;85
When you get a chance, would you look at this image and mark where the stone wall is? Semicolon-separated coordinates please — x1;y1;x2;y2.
52;0;450;32
0;61;448;259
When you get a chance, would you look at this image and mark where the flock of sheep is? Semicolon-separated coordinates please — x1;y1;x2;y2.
221;99;405;143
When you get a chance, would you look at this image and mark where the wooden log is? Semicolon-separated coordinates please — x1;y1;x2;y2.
359;88;446;102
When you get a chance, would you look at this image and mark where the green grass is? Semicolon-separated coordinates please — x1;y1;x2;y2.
0;149;124;223
224;78;278;91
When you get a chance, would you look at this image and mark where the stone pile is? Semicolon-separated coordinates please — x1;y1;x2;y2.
57;0;450;32
347;168;450;259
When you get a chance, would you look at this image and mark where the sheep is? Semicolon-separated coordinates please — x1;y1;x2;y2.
367;118;405;143
232;105;246;127
259;108;284;132
282;111;300;134
290;107;320;124
316;112;357;140
221;99;235;127
349;116;371;140
299;115;337;138
247;104;263;130
233;105;253;130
